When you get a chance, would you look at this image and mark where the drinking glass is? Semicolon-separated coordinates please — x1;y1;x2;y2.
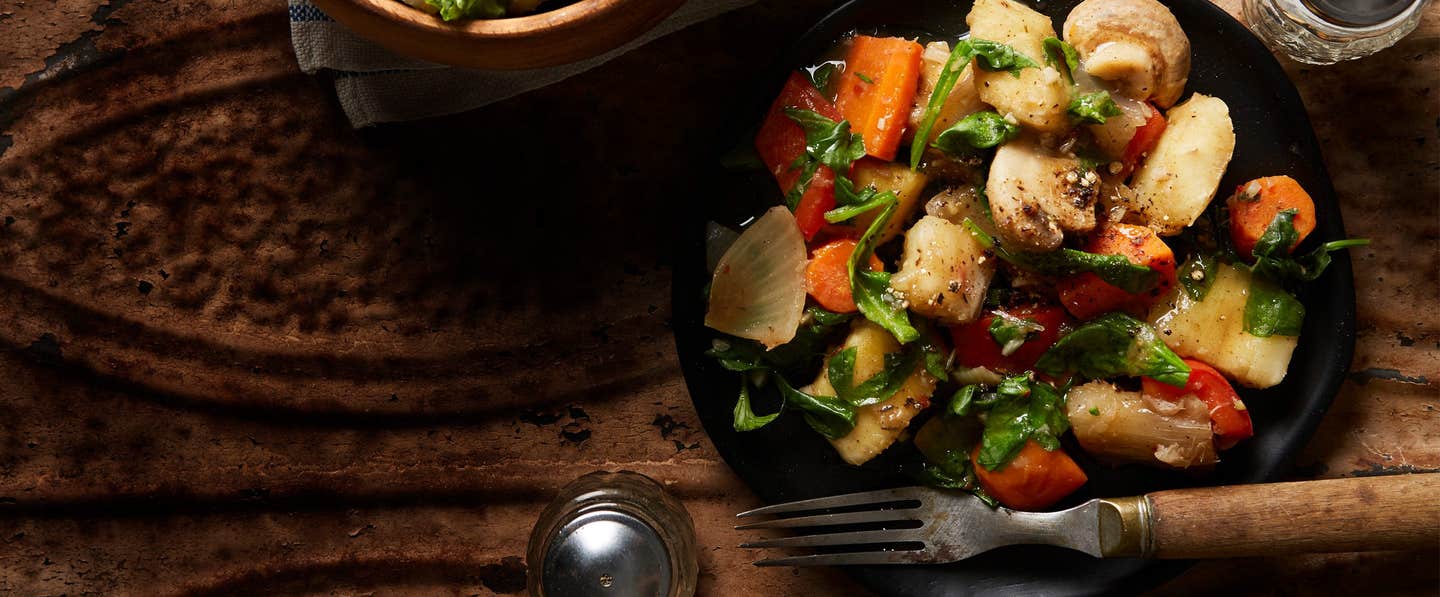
1243;0;1431;64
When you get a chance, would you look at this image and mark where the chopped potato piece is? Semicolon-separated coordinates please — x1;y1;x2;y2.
850;160;930;246
1067;381;1217;468
1130;93;1236;235
808;320;937;465
966;0;1071;133
890;216;995;325
1147;263;1299;388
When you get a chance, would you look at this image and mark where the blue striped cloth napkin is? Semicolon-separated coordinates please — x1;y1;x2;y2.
288;0;757;127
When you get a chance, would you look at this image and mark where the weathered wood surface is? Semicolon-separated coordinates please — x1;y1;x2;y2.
0;0;1435;595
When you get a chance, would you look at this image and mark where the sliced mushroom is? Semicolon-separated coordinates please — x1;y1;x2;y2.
1063;0;1191;108
985;136;1099;252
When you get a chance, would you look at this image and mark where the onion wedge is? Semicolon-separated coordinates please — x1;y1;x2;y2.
705;206;808;349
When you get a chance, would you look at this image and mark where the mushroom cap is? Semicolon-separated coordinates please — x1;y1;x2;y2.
986;136;1099;252
1063;0;1191;108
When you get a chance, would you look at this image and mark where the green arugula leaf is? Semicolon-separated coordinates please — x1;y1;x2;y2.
781;158;821;210
908;39;1037;170
708;307;853;375
915;320;952;382
826;345;920;406
824;177;895;223
932;111;1021;157
784;108;867;173
806;61;841;92
988;310;1044;356
705;337;767;372
1034;312;1191;387
1069;91;1124;125
970;39;1040;76
949;384;980;417
732;380;782;431
775;374;856;439
962;218;1159;293
426;0;507;20
1179;253;1219;301
849;199;919;343
1042;37;1079;83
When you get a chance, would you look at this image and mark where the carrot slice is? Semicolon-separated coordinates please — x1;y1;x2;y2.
1055;223;1177;321
804;239;882;313
972;440;1088;511
1227;175;1317;259
835;36;924;162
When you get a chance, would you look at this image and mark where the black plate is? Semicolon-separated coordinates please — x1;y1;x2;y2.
672;0;1356;594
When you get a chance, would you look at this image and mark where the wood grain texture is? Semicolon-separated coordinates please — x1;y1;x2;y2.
1149;474;1440;559
0;0;1435;595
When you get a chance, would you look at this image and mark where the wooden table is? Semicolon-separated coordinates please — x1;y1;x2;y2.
0;0;1435;594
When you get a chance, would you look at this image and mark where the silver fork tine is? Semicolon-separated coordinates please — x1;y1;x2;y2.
735;487;929;518
734;508;917;530
740;528;922;549
754;549;927;567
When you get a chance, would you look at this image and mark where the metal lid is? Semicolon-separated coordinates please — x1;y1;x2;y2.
541;508;673;597
527;471;698;597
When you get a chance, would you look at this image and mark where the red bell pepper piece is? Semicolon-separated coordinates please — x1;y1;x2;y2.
1143;359;1254;450
754;73;844;240
951;305;1072;374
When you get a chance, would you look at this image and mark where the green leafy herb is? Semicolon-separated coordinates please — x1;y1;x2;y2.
784;108;867;174
908;39;1038;170
1034;313;1191;387
988;310;1044;357
849;199;920;343
1068;91;1124;125
931;111;1021;156
1240;210;1370;337
916;320;953;382
708;307;854;374
1244;277;1306;337
970;39;1041;76
962;219;1159;293
1088;407;1100;416
426;0;506;21
949;384;980;417
806;61;841;91
775;374;856;439
1178;253;1219;301
1042;37;1079;83
826;345;920;407
732;381;781;431
824;177;896;223
781;159;821;210
855;72;876;84
975;376;1070;471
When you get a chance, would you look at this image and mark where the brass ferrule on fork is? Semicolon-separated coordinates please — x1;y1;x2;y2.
1097;496;1155;558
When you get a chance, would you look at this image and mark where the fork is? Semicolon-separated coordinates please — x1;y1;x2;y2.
736;473;1439;566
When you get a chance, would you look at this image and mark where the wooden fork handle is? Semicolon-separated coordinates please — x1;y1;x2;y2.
1115;473;1440;558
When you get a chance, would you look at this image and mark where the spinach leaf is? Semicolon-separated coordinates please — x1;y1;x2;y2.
932;111;1021;156
775;374;856;439
849;200;920;343
962;219;1159;293
784;108;867;174
915;320;953;382
1240;210;1369;337
781;158;821;210
1034;312;1191;387
1179;253;1219;301
975;376;1069;471
732;380;782;431
988;310;1044;357
1042;37;1079;83
909;39;1037;170
709;307;853;374
971;39;1040;76
1068;91;1123;125
426;0;506;20
949;384;980;417
827;345;920;407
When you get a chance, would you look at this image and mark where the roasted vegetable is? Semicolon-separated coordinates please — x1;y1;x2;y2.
1227;176;1317;259
1130;93;1236;236
835;36;925;161
985;135;1099;251
889;216;996;324
1055;223;1177;320
972;440;1088;510
1148;262;1299;388
705;207;808;348
1066;381;1217;468
966;0;1071;133
1062;0;1191;108
809;320;938;465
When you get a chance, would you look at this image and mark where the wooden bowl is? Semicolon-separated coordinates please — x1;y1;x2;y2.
311;0;688;70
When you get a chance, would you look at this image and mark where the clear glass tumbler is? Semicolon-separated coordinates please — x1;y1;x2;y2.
1243;0;1431;64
